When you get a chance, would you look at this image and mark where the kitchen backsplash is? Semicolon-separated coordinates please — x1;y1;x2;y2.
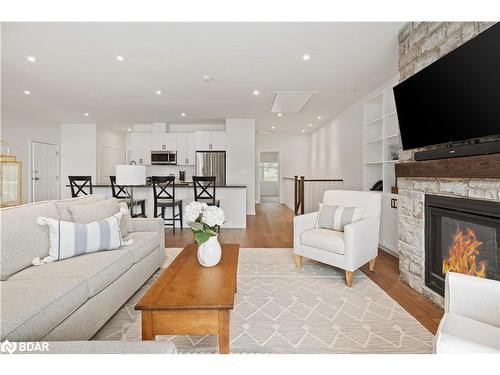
146;165;195;180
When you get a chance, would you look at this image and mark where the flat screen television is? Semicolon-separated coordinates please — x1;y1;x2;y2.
394;23;500;151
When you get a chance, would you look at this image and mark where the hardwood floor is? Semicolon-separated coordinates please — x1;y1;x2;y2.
166;203;294;248
165;202;443;334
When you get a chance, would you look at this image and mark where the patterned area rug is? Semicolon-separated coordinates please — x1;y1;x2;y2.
92;248;434;353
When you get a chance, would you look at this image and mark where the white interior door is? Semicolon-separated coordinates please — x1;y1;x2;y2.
98;145;125;184
32;141;59;202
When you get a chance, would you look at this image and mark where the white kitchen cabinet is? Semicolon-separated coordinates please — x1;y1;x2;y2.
130;133;152;165
380;193;399;255
195;131;226;151
176;133;196;165
151;134;177;151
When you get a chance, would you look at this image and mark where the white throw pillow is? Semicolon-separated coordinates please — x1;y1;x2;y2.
315;203;365;232
34;208;132;264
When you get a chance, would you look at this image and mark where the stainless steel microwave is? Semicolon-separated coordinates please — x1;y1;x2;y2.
151;151;177;165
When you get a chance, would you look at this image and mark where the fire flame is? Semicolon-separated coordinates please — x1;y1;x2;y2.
442;226;486;278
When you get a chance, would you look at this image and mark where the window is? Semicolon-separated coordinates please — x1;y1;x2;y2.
260;162;279;182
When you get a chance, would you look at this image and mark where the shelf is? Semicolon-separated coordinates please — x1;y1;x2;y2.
385;110;397;117
365;161;383;165
385;160;399;163
365;116;383;126
385;132;400;139
365;137;384;144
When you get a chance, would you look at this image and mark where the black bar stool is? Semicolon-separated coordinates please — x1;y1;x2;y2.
68;176;93;197
193;176;220;207
152;176;183;233
110;176;146;217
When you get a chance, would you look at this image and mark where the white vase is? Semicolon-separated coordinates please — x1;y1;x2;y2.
197;235;222;267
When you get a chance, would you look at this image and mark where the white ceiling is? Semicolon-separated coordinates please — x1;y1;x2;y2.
1;22;404;133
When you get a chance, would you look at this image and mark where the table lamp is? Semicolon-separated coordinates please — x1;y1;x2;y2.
116;164;146;216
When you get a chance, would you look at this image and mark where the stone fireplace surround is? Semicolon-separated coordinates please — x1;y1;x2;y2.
397;177;500;306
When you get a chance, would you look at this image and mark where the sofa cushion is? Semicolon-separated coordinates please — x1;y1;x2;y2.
316;203;365;232
0;278;88;341
126;231;161;263
10;249;134;298
0;201;59;280
69;198;120;224
300;228;345;255
55;194;105;221
435;312;500;353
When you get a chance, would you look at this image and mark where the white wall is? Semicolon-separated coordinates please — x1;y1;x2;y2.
60;124;97;198
225;119;256;215
309;101;364;190
1;111;60;203
255;133;310;203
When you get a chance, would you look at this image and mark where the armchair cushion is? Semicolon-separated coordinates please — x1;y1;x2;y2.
300;228;344;255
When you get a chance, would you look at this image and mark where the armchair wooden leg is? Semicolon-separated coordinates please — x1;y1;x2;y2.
345;271;353;287
369;257;376;272
294;255;303;269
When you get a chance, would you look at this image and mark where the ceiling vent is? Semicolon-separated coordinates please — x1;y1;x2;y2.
270;91;317;113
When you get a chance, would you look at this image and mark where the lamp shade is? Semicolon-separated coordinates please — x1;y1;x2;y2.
116;165;146;186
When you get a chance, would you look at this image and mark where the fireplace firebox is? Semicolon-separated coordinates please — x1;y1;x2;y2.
425;195;500;296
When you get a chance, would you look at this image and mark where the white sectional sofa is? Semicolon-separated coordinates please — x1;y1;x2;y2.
0;195;165;342
434;272;500;353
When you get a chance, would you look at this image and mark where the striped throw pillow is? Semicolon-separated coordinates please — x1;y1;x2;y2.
34;209;131;264
316;203;365;232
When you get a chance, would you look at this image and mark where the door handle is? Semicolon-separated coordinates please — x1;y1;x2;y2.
390;198;398;209
34;177;40;181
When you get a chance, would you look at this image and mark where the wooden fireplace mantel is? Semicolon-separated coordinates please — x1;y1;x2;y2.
395;154;500;179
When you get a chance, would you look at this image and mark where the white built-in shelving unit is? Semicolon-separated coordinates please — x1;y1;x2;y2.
363;77;402;256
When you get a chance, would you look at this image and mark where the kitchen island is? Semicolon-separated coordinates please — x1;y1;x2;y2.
69;183;247;228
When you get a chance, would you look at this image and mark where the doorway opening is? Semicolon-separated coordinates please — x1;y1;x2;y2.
31;141;59;202
259;151;280;204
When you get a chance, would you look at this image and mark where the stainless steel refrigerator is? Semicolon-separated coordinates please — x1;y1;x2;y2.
195;151;226;186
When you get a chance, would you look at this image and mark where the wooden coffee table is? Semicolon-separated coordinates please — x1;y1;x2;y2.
135;243;239;354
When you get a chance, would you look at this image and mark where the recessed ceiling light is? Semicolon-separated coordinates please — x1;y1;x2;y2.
303;54;310;61
271;126;276;130
127;128;132;132
116;55;125;62
253;90;260;96
308;123;312;127
23;90;31;95
155;90;162;95
277;113;282;117
26;56;37;63
84;113;89;117
181;113;186;117
202;74;214;82
317;115;322;120
301;130;306;133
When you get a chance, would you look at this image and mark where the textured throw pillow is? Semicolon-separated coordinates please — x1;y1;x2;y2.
118;201;132;238
34;209;131;264
55;194;105;221
316;203;365;232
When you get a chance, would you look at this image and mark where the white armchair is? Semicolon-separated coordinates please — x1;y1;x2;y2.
434;272;500;353
293;190;381;287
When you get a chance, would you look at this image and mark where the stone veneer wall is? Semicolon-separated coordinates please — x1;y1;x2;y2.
397;22;499;306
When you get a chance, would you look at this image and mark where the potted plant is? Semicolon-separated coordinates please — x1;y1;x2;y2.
185;201;225;267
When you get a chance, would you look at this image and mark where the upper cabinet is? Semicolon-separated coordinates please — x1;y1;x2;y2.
130;133;152;165
176;133;196;166
195;131;226;151
151;134;177;151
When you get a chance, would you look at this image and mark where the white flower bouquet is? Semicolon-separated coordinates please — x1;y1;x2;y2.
185;201;225;246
